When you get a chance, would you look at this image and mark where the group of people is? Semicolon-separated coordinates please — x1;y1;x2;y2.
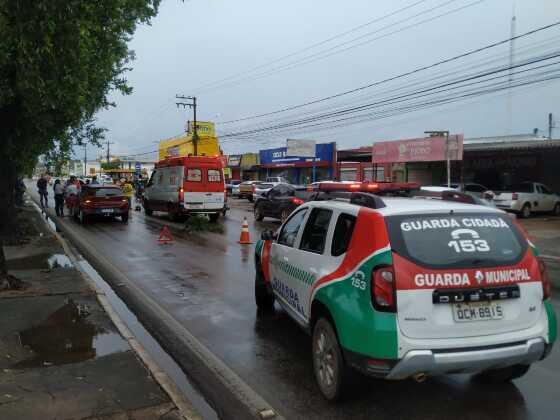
36;174;136;218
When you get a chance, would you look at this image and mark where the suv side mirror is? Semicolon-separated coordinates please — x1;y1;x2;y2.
261;230;277;241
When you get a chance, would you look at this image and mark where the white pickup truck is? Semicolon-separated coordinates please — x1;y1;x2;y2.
493;182;560;218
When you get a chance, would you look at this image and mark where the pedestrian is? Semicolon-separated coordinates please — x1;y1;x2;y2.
122;180;134;210
53;179;65;217
37;174;49;208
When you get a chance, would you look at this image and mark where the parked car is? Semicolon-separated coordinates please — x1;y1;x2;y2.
440;182;493;198
238;180;262;201
420;186;496;208
226;179;242;196
252;183;275;202
493;182;560;218
143;156;227;222
75;185;129;224
254;184;308;221
255;183;556;401
266;176;289;183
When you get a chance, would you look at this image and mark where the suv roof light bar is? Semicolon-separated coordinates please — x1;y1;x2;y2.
308;191;386;209
315;181;420;195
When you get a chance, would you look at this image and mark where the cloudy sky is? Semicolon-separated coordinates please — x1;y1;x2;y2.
93;0;560;159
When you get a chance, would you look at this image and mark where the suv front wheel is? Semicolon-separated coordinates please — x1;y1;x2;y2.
312;318;348;401
474;364;530;383
254;267;274;310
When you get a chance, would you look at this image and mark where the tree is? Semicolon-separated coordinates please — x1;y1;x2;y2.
0;0;160;236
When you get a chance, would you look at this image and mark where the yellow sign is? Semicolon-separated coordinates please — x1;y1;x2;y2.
187;121;215;137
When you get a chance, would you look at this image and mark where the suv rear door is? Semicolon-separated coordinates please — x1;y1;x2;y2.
183;164;225;211
386;212;543;339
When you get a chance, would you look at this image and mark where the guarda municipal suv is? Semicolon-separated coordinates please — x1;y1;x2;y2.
254;182;557;401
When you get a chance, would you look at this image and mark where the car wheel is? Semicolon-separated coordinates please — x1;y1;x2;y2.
209;213;219;223
553;203;560;216
248;196;254;203
144;200;153;216
254;268;274;310
474;364;530;383
280;209;289;222
254;204;264;221
78;209;88;225
521;203;531;218
312;318;348;401
121;214;129;223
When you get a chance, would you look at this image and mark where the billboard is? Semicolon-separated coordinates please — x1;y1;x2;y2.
260;142;335;166
286;139;316;157
187;121;216;137
372;135;463;163
227;155;242;167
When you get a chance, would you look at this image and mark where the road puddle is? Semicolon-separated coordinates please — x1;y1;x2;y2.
13;299;129;368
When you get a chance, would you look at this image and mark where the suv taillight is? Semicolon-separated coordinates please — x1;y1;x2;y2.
178;187;184;202
252;185;256;192
512;192;519;200
372;266;396;312
291;197;304;205
538;258;551;300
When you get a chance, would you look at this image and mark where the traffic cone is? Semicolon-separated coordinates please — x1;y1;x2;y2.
238;217;253;244
158;226;174;245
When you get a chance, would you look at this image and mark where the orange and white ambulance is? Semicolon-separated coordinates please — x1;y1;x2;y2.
143;156;227;222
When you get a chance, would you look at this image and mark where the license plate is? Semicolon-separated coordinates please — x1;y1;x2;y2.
186;203;203;209
452;301;504;322
101;208;114;213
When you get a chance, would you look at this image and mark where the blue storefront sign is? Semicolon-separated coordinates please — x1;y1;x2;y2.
134;162;141;180
259;142;335;166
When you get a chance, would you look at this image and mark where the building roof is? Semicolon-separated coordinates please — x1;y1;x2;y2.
464;138;560;152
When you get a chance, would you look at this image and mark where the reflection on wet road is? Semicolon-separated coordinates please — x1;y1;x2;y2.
58;201;560;420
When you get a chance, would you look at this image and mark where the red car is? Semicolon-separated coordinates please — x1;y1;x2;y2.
75;185;129;224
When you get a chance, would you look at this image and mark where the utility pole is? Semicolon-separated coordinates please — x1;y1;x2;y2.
176;95;198;156
425;130;451;187
549;112;555;139
507;8;516;135
83;143;87;177
105;140;114;163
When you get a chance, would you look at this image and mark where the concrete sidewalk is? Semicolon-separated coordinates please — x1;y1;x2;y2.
0;204;183;420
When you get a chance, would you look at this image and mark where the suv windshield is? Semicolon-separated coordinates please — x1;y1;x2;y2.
386;213;527;269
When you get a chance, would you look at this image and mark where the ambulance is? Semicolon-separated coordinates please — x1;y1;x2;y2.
143;156;226;222
254;182;556;400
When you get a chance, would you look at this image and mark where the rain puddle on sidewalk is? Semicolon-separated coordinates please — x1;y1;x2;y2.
13;299;129;369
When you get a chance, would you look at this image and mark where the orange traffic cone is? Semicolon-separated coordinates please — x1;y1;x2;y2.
158;226;174;245
238;217;253;244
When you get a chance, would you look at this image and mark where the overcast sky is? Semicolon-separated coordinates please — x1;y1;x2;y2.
93;0;560;160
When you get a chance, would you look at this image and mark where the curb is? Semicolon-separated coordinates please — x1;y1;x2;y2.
29;199;202;420
27;194;283;420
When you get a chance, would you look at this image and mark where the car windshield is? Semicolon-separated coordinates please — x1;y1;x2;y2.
386;213;526;269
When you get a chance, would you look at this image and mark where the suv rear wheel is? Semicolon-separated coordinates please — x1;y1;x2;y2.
254;267;274;310
144;200;153;216
553;202;560;216
474;364;530;383
209;213;219;223
312;318;347;401
254;204;264;221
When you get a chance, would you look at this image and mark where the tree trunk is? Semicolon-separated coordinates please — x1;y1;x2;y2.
0;157;17;274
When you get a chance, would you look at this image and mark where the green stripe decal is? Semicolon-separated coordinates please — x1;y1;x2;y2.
314;249;398;359
545;300;557;344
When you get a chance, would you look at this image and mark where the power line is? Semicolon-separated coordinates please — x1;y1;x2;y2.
217;20;560;125
201;0;482;94
191;0;431;93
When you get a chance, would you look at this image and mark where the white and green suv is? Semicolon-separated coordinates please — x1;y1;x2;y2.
254;184;556;400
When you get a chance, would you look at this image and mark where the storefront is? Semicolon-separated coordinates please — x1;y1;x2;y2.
337;146;391;181
240;153;259;180
460;136;560;191
258;142;336;184
226;155;242;180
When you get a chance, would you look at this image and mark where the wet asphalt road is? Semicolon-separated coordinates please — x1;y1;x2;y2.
34;196;560;420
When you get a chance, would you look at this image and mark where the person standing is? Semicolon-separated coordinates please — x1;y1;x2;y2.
53;179;65;217
122;180;134;210
37;174;48;208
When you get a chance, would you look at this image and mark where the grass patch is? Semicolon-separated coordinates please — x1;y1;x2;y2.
183;215;224;234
